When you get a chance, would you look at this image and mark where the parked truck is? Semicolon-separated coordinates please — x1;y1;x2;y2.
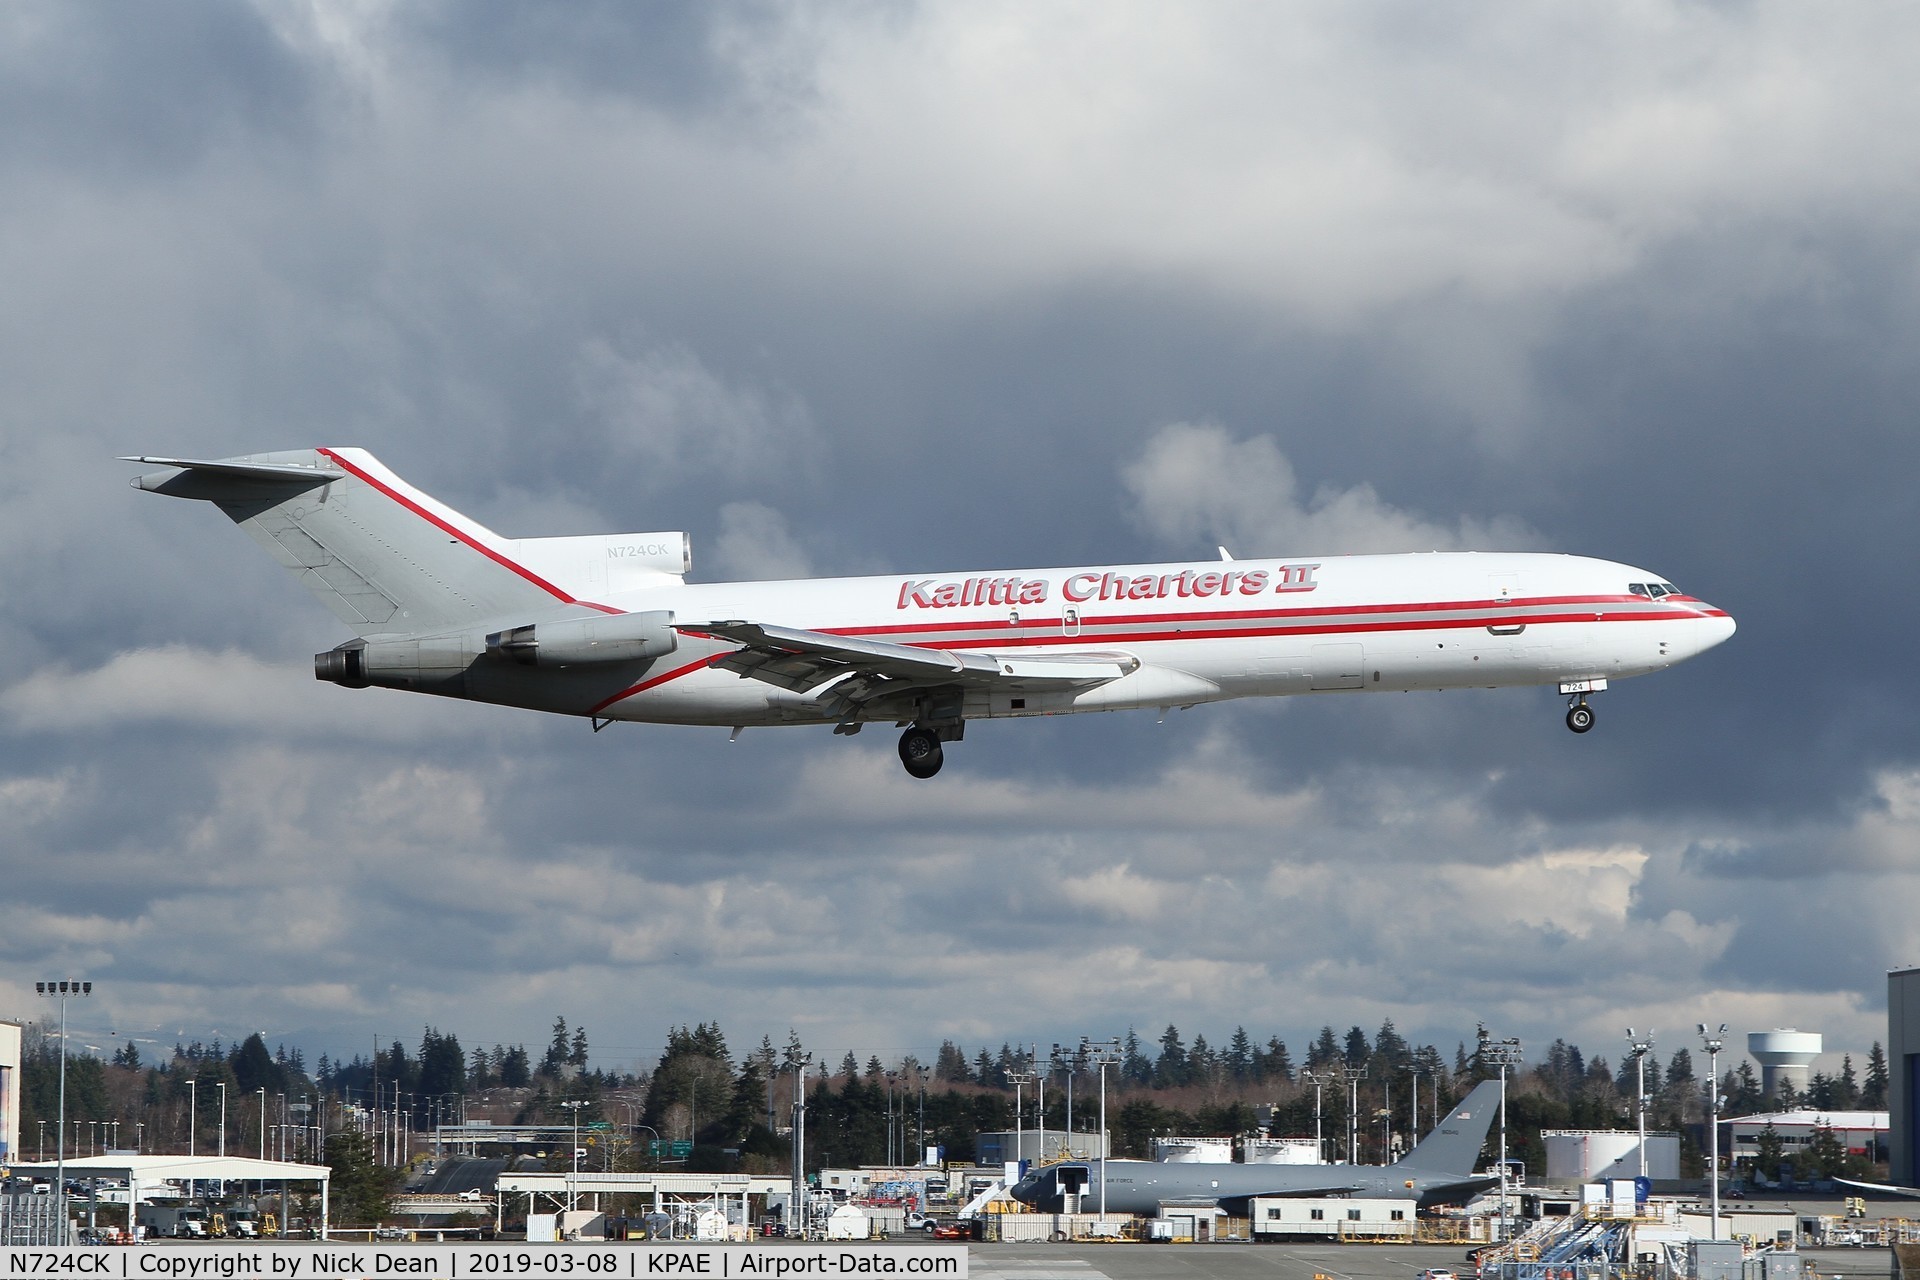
137;1204;209;1239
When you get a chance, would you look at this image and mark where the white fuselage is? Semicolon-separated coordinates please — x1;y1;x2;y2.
570;551;1734;727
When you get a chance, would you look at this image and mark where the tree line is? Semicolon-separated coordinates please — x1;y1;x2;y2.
16;1015;1892;1187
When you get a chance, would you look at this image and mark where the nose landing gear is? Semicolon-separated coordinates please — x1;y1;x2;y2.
1558;679;1606;734
1566;699;1595;733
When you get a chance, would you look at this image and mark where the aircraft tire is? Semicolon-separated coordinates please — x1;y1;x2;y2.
1566;703;1595;733
899;728;944;778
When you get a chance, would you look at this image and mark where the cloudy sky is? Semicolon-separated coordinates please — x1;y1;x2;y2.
4;1;1918;1080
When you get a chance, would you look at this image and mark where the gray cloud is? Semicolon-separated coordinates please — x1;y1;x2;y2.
0;1;1914;1074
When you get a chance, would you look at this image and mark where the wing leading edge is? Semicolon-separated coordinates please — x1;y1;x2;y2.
683;619;1137;724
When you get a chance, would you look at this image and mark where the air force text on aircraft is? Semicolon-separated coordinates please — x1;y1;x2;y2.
895;565;1320;610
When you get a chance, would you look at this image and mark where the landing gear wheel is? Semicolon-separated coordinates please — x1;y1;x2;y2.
898;727;944;778
1566;702;1595;733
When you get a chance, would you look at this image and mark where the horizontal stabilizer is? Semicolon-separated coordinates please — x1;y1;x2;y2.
123;455;338;489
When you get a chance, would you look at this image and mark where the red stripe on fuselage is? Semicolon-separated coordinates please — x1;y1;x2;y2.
587;656;722;717
592;603;1712;713
316;447;621;615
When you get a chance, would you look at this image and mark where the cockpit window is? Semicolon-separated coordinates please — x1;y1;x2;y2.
1628;584;1650;597
1660;583;1679;595
1646;584;1669;598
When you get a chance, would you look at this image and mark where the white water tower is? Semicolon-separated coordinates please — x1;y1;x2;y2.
1748;1029;1822;1099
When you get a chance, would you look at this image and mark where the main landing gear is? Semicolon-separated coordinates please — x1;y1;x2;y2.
898;725;948;778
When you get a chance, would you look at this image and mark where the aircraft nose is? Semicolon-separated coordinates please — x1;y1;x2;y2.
1694;607;1736;653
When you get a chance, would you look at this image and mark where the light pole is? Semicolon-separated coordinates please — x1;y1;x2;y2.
1699;1023;1727;1240
1081;1037;1121;1224
187;1079;197;1157
1301;1071;1330;1163
1051;1044;1074;1155
1006;1064;1035;1176
259;1088;267;1161
560;1100;587;1213
1479;1031;1524;1244
1626;1029;1655;1179
789;1054;812;1240
218;1081;228;1156
1342;1066;1366;1164
884;1072;898;1168
35;979;92;1236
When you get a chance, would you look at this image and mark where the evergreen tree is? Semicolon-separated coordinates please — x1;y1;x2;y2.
417;1027;466;1103
1226;1028;1255;1081
570;1026;590;1069
1189;1034;1217;1084
1155;1025;1189;1088
325;1128;399;1226
934;1041;971;1083
230;1033;286;1095
1122;1029;1153;1086
1864;1044;1889;1109
1311;1027;1341;1070
1343;1026;1370;1068
499;1045;532;1088
841;1052;861;1080
1374;1019;1409;1069
1836;1055;1860;1108
542;1018;570;1076
1263;1037;1294;1083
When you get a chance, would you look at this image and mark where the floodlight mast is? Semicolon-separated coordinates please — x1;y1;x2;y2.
1626;1029;1656;1179
1342;1066;1366;1164
1006;1061;1036;1175
1300;1071;1331;1163
35;981;92;1241
1699;1023;1727;1240
1479;1030;1524;1244
1082;1037;1121;1223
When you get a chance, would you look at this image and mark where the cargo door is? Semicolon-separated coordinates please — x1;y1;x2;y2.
1309;642;1365;690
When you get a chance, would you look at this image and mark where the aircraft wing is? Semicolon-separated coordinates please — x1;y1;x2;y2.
1836;1178;1920;1198
683;619;1136;716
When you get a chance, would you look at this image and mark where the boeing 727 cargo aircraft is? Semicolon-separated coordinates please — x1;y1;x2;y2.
127;449;1735;778
1010;1080;1505;1215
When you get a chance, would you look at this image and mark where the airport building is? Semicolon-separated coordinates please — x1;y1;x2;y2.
1888;966;1920;1181
0;1019;19;1166
1541;1130;1680;1182
1723;1108;1887;1163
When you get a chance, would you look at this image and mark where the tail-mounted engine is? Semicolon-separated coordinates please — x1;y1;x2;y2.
485;610;677;667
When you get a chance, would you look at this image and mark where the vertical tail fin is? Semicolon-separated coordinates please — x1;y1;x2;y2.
1396;1079;1503;1174
128;448;603;636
